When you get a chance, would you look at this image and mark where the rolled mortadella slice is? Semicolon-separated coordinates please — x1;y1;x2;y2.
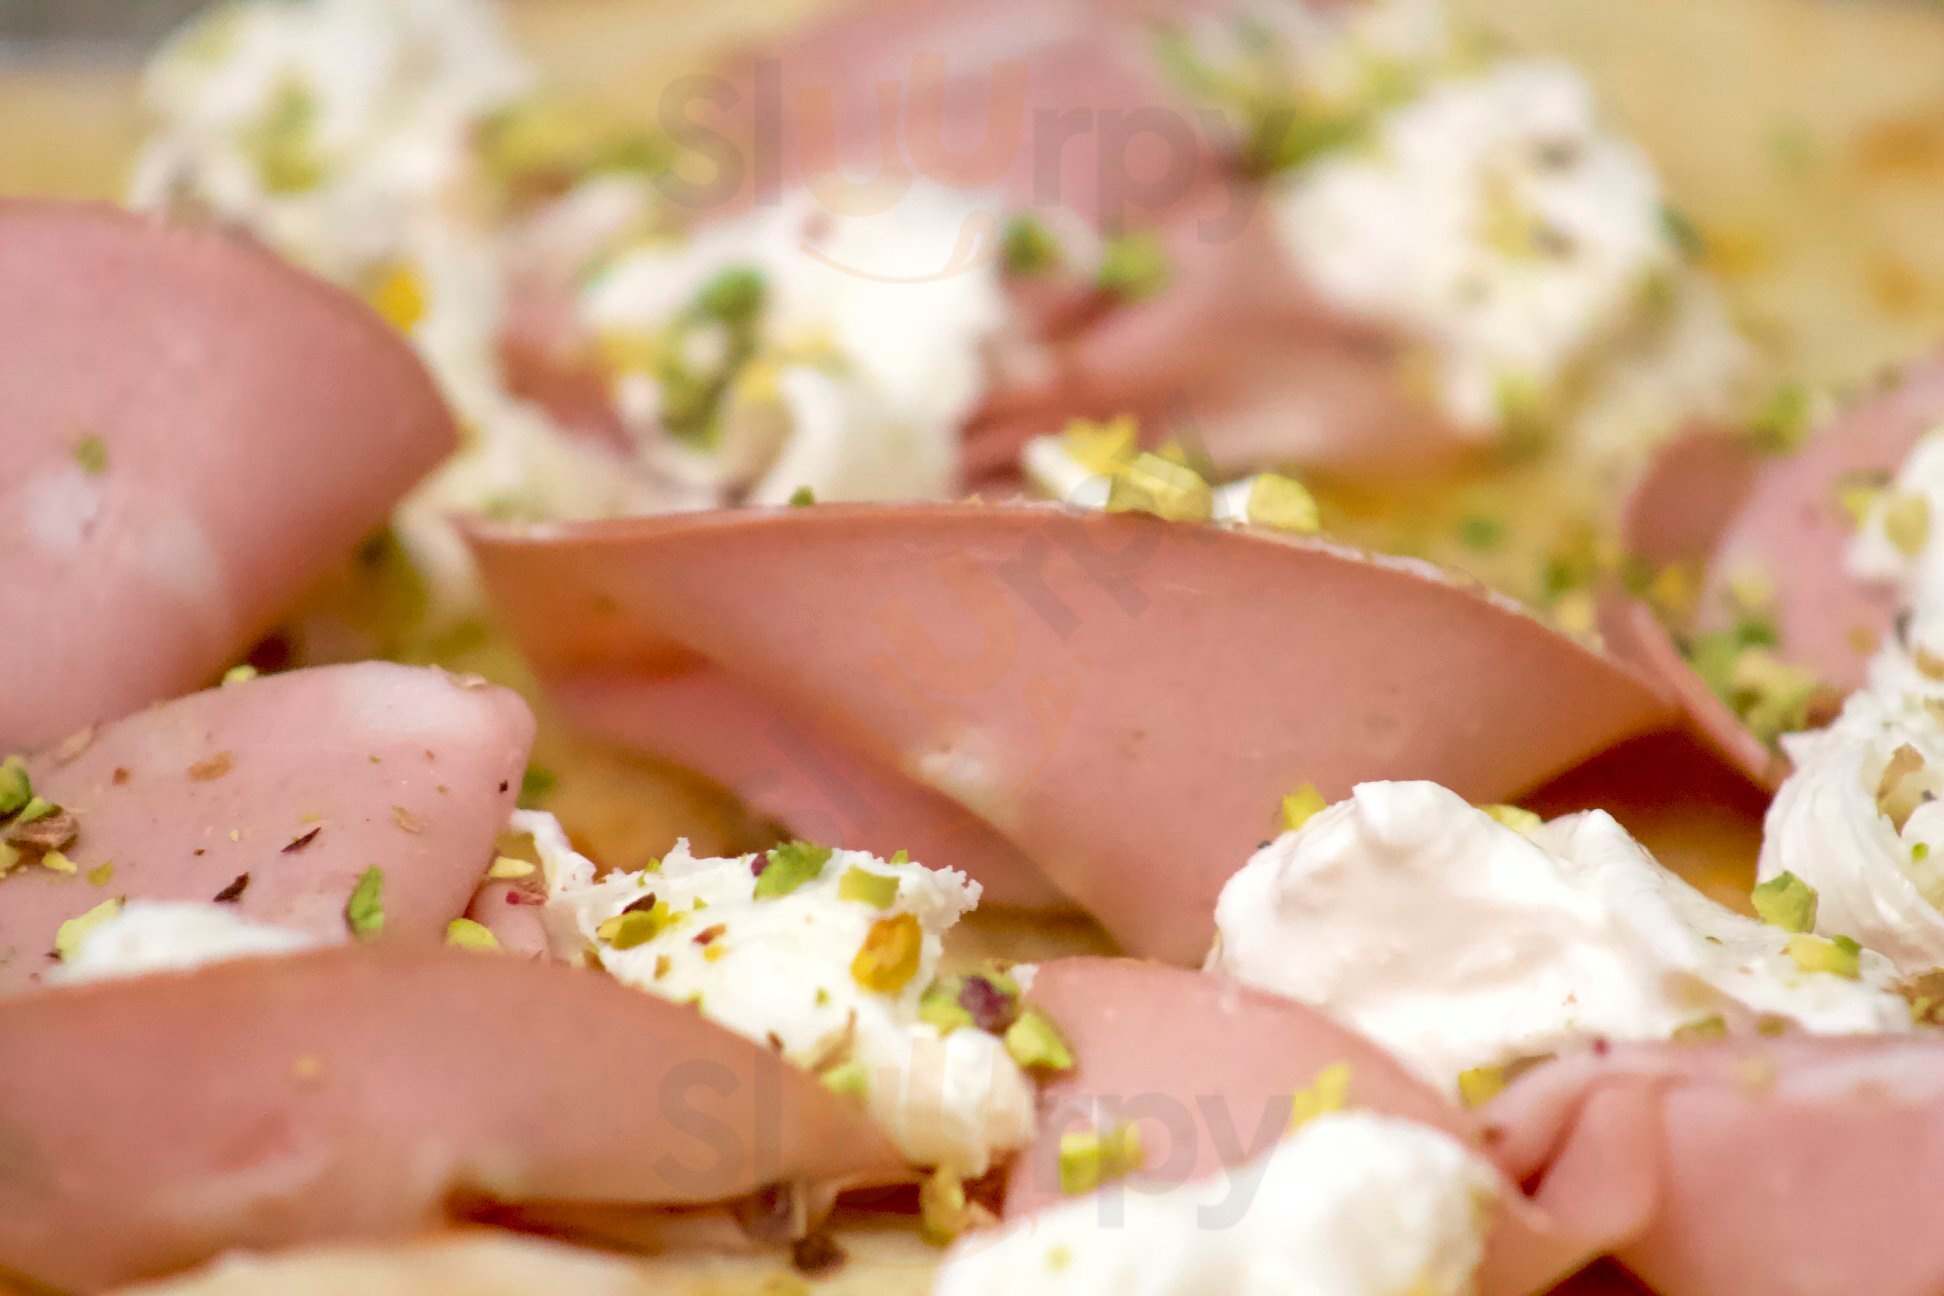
0;945;903;1292
1609;360;1944;786
471;503;1675;962
995;958;1635;1295
1003;957;1476;1216
0;662;533;992
0;201;457;750
1481;1035;1944;1296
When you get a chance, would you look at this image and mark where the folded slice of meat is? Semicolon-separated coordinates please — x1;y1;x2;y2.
1609;359;1944;786
0;201;456;750
471;503;1676;962
1004;957;1475;1216
0;662;532;992
0;945;902;1292
1482;1035;1944;1296
540;669;1071;910
1000;958;1640;1294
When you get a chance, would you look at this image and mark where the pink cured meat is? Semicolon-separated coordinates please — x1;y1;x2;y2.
1483;1035;1944;1296
0;201;456;749
0;663;532;993
0;945;902;1291
470;504;1674;962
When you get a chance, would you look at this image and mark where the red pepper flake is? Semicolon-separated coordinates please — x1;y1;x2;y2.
693;923;728;946
790;1233;847;1277
213;873;250;903
504;890;522;905
110;767;130;786
391;805;425;834
282;826;322;854
187;752;235;782
622;892;661;916
749;855;770;878
498;780;510;794
958;975;1020;1033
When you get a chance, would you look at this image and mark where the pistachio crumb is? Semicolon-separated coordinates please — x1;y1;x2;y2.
1289;1061;1353;1131
1752;871;1819;933
1058;1122;1144;1196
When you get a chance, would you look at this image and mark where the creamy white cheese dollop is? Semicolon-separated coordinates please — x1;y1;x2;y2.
523;812;1035;1174
1212;782;1910;1088
1757;424;1944;973
132;0;529;282
580;183;1008;506
933;1112;1495;1296
55;901;321;985
1273;59;1750;446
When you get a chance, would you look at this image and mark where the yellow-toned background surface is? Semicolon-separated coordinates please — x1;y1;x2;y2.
8;1;1944;1292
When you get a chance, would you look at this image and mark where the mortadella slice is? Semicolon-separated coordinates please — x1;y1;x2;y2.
0;945;902;1291
471;503;1676;962
1000;958;1636;1294
544;669;1073;910
1004;957;1475;1216
1482;1035;1944;1296
0;201;457;750
0;662;532;992
1610;360;1944;785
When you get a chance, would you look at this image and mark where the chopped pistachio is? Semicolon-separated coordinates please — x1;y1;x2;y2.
851;912;923;993
86;860;114;887
242;78;324;194
1884;493;1934;558
1060;415;1140;475
920;1168;970;1245
596;900;673;950
446;918;500;951
1876;743;1933;832
1838;472;1891;529
518;766;557;807
1243;473;1321;534
889;849;911;865
1456;1066;1506;1109
344;867;385;941
693;265;767;327
1660;205;1706;258
1918;842;1934;864
1493;371;1552;449
55;896;121;959
1004;1006;1076;1071
73;436;108;475
1751;871;1819;933
787;485;816;507
756;842;833;899
1001;214;1062;277
1281;783;1328;833
837;866;900;909
1106;451;1214;522
1458;514;1506;552
821;1059;869;1101
1786;933;1862;979
1749;384;1811;454
1289;1061;1353;1131
1480;803;1543;834
1095;231;1169;302
487;856;536;880
39;851;76;875
0;843;19;877
0;757;30;817
1672;1013;1728;1043
14;797;55;826
221;664;259;686
919;980;976;1035
1728;649;1823;746
1058;1121;1144;1196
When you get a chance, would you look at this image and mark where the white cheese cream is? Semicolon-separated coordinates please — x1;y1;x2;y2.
521;812;1036;1175
56;900;322;985
580;182;1010;507
1271;58;1751;450
1212;782;1910;1089
933;1112;1496;1296
1759;425;1944;973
